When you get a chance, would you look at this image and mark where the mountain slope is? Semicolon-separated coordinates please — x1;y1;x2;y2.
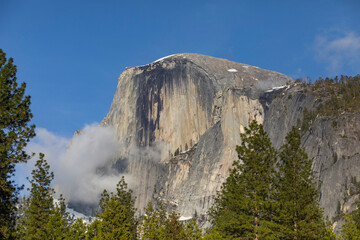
81;54;359;231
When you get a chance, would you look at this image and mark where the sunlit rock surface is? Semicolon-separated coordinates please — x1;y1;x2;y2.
97;53;359;230
101;53;290;216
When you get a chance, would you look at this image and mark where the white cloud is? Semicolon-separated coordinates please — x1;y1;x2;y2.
16;124;164;206
314;30;360;73
52;124;127;204
17;124;127;205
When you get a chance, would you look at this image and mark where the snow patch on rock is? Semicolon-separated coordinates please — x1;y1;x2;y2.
179;216;192;221
153;54;178;63
264;85;290;93
67;207;94;224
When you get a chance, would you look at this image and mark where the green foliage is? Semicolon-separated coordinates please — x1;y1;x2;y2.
86;219;101;239
341;201;360;240
115;176;138;238
208;123;333;238
86;176;137;240
46;195;68;239
0;49;35;239
311;75;360;116
182;219;202;240
341;214;360;240
300;74;360;121
298;75;360;138
139;201;202;240
276;127;327;239
208;120;279;239
323;223;339;240
17;153;68;240
67;218;87;240
300;107;317;134
333;201;344;222
139;201;167;240
203;229;223;240
95;192;132;240
164;211;186;240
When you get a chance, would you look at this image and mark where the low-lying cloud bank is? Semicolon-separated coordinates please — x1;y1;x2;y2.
17;124;126;205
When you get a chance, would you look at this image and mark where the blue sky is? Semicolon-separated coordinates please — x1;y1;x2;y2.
1;0;360;137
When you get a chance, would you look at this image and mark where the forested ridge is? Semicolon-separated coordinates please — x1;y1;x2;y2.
298;75;360;134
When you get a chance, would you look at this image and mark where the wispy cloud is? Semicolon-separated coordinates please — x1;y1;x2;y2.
17;124;126;205
314;30;360;74
16;124;164;206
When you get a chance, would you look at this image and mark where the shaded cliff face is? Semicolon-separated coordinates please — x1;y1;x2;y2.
100;53;358;230
262;85;360;232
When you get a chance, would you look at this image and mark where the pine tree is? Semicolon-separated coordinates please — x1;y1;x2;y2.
22;153;55;239
0;49;35;239
46;195;68;239
203;229;222;240
164;211;185;240
276;127;327;239
66;218;87;240
352;201;360;231
18;153;68;240
115;176;138;238
139;201;202;240
341;214;360;240
95;190;132;240
182;219;202;240
87;177;137;240
139;201;167;240
208;120;279;239
341;201;360;240
85;219;101;239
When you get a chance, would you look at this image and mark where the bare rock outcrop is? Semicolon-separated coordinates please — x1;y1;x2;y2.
101;53;291;216
95;53;359;231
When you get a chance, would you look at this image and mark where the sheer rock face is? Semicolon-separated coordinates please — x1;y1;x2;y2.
100;53;359;226
263;86;360;230
101;53;291;213
305;114;360;223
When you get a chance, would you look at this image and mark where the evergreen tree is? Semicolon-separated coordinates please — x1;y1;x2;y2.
18;153;68;240
139;201;167;240
163;211;184;240
95;191;132;240
208;120;279;239
46;195;68;240
66;218;87;240
341;201;360;240
182;219;202;240
115;176;138;238
202;229;222;240
139;201;202;240
341;214;360;240
0;49;35;239
276;127;327;239
87;177;137;240
85;219;101;240
164;211;202;240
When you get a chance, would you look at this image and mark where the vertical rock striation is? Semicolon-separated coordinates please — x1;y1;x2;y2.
101;53;291;217
97;53;359;230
